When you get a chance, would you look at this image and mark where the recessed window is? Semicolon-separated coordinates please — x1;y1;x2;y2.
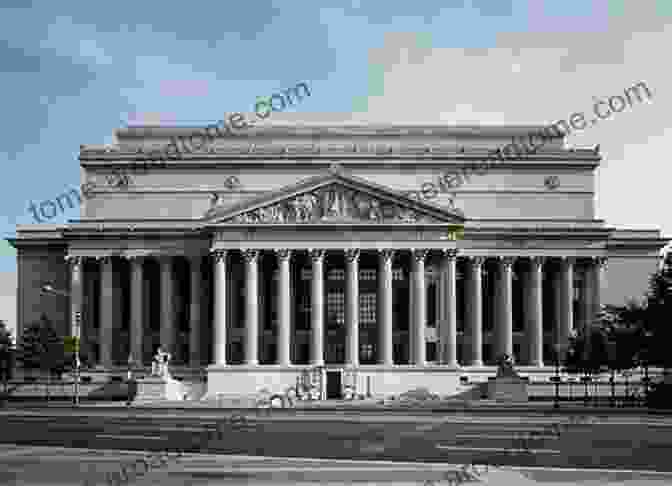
427;342;437;362
360;293;377;324
360;343;374;361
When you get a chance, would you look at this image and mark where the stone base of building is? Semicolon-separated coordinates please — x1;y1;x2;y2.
134;376;186;403
205;364;543;400
486;376;530;402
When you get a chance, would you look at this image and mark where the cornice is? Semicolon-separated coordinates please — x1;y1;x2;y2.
79;146;601;163
114;123;566;139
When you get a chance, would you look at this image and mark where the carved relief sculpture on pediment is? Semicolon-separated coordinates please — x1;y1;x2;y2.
229;185;435;224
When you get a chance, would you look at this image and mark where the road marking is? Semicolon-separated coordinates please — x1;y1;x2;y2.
456;426;555;432
436;444;561;454
455;434;558;440
155;426;209;432
95;434;165;440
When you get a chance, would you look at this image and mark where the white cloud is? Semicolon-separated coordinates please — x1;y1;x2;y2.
0;271;17;338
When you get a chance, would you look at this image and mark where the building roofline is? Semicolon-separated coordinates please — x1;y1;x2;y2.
114;123;568;140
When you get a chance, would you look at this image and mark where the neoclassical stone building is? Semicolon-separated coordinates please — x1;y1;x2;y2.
10;123;667;398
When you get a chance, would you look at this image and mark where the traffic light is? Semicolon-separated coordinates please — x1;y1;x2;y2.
64;336;80;353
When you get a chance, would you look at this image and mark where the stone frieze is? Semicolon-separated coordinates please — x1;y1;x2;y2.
229;185;438;224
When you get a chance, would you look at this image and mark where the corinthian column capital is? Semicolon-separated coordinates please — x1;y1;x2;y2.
411;249;429;263
496;256;516;269
442;249;459;260
378;249;395;263
308;249;326;262
65;255;84;266
242;249;260;263
594;256;608;269
275;249;292;261
344;249;360;263
466;256;486;268
211;249;227;263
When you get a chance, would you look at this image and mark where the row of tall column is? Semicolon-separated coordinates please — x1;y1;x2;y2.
66;251;607;369
209;250;607;368
210;248;402;367
67;255;204;368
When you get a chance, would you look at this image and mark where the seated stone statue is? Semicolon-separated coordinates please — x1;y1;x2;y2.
152;347;171;378
496;353;517;378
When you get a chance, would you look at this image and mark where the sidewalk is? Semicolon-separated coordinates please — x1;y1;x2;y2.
3;398;670;416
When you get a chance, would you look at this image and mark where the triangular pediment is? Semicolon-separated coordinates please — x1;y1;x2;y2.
205;169;465;225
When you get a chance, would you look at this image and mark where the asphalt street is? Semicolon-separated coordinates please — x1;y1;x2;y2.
1;409;671;472
2;444;672;486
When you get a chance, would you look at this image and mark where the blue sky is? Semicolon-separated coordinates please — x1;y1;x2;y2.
1;0;671;335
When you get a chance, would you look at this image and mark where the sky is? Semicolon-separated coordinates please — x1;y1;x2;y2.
1;0;670;337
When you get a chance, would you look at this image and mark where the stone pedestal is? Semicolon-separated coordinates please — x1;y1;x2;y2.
486;375;529;402
134;376;185;403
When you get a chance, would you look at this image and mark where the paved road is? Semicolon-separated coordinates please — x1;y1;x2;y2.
2;444;672;486
1;410;671;472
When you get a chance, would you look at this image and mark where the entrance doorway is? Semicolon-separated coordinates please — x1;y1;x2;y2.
326;370;342;399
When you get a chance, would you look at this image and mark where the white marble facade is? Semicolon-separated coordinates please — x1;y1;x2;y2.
10;124;666;398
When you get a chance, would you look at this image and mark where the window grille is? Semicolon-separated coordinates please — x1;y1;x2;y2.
300;293;311;313
327;291;345;325
360;343;374;360
360;292;377;323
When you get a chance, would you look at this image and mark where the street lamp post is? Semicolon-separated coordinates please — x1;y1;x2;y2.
73;312;81;407
41;284;81;407
642;330;652;405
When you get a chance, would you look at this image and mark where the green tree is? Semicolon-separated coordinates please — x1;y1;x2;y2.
0;320;14;391
600;302;644;373
16;314;67;377
564;320;609;377
642;261;672;371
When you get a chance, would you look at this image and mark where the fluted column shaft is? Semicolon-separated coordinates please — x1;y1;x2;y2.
99;257;114;368
212;251;227;365
440;250;458;367
495;257;514;359
276;250;292;366
581;263;592;332
345;249;360;366
378;250;394;365
465;257;484;366
412;250;428;366
159;257;175;356
243;250;260;365
129;257;144;365
524;257;544;367
590;257;607;329
310;250;325;366
557;257;574;361
189;256;202;367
